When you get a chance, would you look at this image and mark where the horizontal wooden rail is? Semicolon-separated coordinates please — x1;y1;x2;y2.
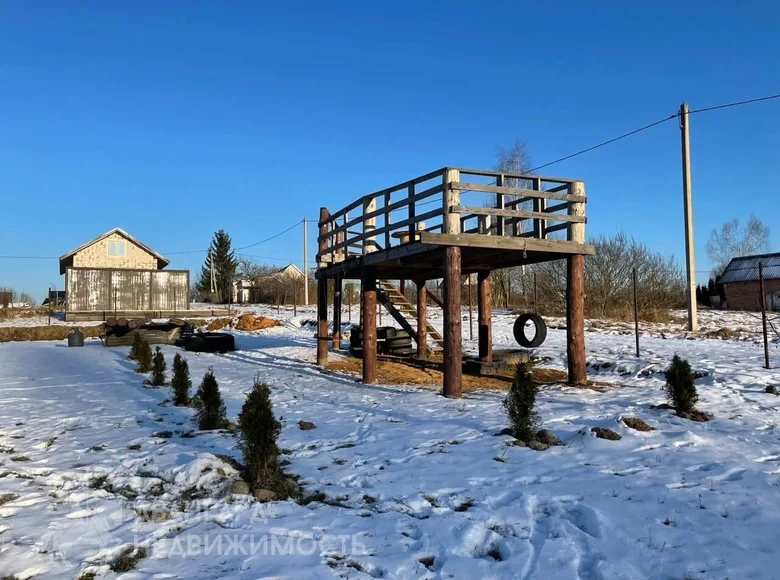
451;182;585;203
451;205;586;223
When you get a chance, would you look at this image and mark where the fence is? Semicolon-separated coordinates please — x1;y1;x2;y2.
65;268;190;312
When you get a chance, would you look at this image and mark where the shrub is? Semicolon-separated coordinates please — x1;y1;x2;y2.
665;355;698;414
134;337;153;373
193;368;227;430
128;332;143;361
503;362;539;441
171;353;192;406
237;375;283;491
151;347;167;386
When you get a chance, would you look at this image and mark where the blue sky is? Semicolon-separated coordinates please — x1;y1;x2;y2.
1;1;778;299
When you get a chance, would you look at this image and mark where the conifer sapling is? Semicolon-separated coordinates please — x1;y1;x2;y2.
193;368;227;430
503;362;539;442
665;354;698;414
128;332;143;361
171;353;191;406
238;375;282;491
151;347;167;386
134;337;153;373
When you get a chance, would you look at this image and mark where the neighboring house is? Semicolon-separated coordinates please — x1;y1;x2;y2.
720;252;780;311
60;228;190;317
232;264;305;304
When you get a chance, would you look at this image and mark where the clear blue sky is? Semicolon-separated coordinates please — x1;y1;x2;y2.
1;1;778;299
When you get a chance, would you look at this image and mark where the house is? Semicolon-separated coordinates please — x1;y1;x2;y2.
720;252;780;311
232;263;305;304
60;228;190;318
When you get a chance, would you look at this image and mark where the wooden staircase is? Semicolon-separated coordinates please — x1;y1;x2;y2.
377;280;444;353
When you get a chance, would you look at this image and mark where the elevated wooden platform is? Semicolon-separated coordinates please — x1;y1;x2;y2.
314;166;592;397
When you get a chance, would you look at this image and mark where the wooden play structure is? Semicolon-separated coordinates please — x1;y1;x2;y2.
315;167;594;397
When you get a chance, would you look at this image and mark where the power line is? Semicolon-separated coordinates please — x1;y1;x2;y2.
235;219;303;250
688;93;780;115
0;255;57;260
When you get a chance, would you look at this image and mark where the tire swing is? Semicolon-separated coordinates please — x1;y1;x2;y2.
513;313;547;348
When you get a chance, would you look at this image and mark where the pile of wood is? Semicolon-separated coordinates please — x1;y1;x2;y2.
104;317;184;347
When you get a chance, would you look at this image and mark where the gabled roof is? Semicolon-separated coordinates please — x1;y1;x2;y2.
59;228;170;274
720;252;780;284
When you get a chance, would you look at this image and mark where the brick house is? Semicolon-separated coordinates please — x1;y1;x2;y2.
59;228;189;317
720;252;780;311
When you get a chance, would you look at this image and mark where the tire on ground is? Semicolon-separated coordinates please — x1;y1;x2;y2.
513;313;547;348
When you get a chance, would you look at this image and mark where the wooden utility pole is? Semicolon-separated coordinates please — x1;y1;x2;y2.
759;262;770;369
566;181;587;385
679;103;698;333
477;271;492;363
303;217;309;305
443;247;463;398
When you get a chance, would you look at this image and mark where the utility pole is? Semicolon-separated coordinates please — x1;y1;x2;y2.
679;103;698;333
759;262;770;369
303;217;309;305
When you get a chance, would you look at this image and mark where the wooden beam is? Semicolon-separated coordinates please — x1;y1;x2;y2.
477;270;492;363
361;272;378;384
417;279;428;359
316;276;328;367
418;232;595;255
568;181;586;243
443;247;462;398
451;182;586;203
443;169;461;235
451;205;585;223
332;275;342;350
566;254;586;385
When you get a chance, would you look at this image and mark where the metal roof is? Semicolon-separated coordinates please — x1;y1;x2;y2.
720;252;780;284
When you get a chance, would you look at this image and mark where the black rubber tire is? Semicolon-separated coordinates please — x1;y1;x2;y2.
386;335;412;345
513;313;547;348
183;332;236;354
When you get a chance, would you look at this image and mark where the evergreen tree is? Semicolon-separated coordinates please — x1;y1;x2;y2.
196;230;238;303
503;362;539;441
193;368;227;430
665;355;698;414
238;375;282;489
171;353;192;406
134;338;153;373
128;332;143;361
151;347;167;386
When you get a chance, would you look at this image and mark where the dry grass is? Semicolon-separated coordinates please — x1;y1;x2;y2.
325;356;571;392
0;307;56;321
0;326;103;343
206;317;232;331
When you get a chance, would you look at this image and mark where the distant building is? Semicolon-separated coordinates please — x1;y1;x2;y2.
59;228;189;317
232;264;304;304
720;252;780;311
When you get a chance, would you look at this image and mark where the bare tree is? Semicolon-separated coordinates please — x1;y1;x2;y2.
19;292;35;306
706;215;770;277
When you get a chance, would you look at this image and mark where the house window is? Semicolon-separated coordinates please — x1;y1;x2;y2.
108;240;126;257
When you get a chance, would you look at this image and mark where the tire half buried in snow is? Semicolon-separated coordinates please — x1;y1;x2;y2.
513;313;547;348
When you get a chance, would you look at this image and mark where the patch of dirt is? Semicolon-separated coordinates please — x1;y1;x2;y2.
592;427;622;441
677;409;713;422
234;314;281;331
705;327;735;339
298;420;316;430
621;417;655;431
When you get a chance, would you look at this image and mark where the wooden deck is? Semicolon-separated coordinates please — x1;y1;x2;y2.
314;166;592;397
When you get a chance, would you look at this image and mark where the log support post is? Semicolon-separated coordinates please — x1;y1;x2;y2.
477;270;492;363
361;271;377;384
416;279;428;359
316;276;328;367
566;181;586;385
443;247;462;398
332;274;342;350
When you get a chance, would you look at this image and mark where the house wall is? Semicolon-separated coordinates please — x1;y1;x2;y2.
66;268;189;312
72;232;157;270
724;279;780;311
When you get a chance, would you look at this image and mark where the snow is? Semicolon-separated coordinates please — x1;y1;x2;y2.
0;308;779;579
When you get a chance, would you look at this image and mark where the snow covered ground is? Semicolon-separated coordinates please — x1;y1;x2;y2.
1;308;779;579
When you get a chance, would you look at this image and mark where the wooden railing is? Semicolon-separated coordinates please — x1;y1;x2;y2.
317;167;586;267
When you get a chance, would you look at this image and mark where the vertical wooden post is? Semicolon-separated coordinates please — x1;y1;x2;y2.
417;279;428;359
759;262;770;369
477;270;492;363
633;267;640;358
567;180;586;385
362;273;378;384
443;169;461;235
443;246;462;398
496;174;505;237
332;275;342;350
316;276;328;367
679;103;698;333
468;274;473;340
399;279;406;298
363;197;377;254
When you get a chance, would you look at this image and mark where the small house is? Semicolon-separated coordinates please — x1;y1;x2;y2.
720;252;780;311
